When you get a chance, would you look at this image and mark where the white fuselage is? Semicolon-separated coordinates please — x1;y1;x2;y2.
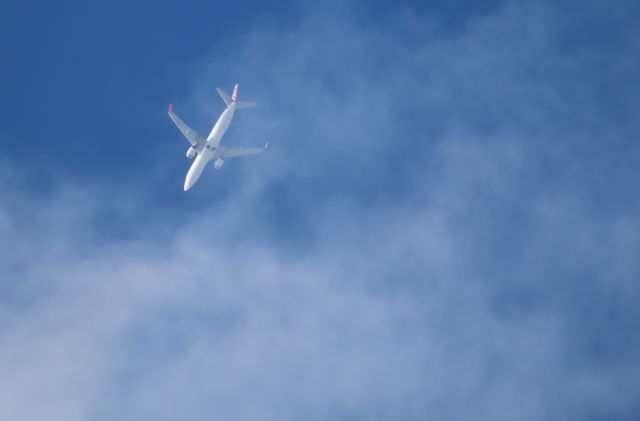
184;102;236;191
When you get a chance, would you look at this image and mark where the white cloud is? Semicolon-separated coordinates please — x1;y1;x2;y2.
1;1;639;420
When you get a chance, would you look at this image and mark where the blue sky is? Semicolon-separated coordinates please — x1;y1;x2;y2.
1;0;639;420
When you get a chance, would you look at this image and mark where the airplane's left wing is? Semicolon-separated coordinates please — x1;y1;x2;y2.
168;104;206;150
218;142;268;158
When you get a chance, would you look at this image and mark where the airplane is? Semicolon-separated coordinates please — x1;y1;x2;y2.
168;83;268;191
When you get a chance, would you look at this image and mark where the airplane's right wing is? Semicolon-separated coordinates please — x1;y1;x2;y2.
168;104;205;150
218;143;268;158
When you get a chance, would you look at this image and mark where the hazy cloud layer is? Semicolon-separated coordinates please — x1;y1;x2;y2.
1;1;639;420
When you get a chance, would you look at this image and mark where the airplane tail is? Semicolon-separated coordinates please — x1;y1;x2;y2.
236;100;257;109
216;87;232;106
216;84;257;109
231;83;238;101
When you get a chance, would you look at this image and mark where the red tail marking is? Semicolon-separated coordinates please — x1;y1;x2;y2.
168;103;173;114
231;84;238;101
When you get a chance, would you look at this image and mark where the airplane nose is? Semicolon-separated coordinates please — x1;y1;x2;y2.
184;178;193;191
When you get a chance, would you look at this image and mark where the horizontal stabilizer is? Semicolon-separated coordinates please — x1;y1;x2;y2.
217;88;232;107
236;100;257;109
218;86;256;109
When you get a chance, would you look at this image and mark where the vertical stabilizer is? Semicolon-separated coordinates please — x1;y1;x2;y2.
231;83;239;101
218;84;255;109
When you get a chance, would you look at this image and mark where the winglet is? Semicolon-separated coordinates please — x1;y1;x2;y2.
168;103;173;114
264;142;269;150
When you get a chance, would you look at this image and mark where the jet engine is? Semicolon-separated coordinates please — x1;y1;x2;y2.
214;158;224;170
186;146;196;158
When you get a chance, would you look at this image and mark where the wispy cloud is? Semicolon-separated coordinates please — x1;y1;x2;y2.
1;1;639;420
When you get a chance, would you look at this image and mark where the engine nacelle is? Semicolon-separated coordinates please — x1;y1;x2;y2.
214;158;224;170
186;146;196;158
